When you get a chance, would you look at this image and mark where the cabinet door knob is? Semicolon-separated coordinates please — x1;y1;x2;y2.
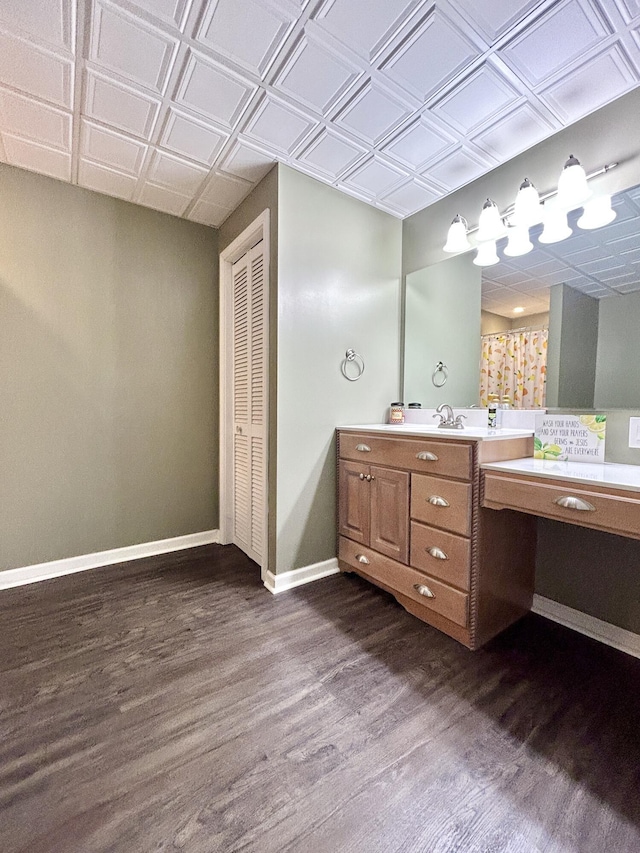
355;443;371;452
359;473;365;480
554;495;596;512
427;546;447;560
365;474;375;481
428;495;449;507
414;583;435;598
356;554;370;565
416;451;438;461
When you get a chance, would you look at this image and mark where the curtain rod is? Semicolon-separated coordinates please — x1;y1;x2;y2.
481;325;548;337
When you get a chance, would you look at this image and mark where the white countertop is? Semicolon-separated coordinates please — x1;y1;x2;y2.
337;423;534;442
482;457;640;493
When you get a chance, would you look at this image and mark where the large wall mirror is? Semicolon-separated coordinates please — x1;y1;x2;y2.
403;180;640;411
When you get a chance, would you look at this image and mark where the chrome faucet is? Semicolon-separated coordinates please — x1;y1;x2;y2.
433;403;467;430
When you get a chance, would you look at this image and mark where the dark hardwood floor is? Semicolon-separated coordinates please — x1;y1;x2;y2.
1;544;639;853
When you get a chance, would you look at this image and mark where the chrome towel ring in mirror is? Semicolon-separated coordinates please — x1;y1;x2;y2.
432;361;448;387
341;348;365;381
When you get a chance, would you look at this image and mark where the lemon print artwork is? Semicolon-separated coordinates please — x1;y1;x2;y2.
534;437;567;460
579;413;607;440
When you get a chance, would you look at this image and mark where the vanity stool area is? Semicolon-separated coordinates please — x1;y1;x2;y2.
337;425;536;650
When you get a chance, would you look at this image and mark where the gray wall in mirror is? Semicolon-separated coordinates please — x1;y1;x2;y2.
403;254;480;406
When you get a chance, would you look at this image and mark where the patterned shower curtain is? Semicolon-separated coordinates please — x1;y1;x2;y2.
479;328;548;408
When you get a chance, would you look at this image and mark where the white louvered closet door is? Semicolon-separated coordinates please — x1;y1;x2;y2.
232;240;266;565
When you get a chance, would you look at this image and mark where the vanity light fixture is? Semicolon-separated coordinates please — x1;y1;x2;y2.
577;195;617;229
556;154;591;210
538;203;572;244
503;223;533;257
513;306;525;314
513;178;544;227
477;198;508;242
473;240;500;266
443;214;471;252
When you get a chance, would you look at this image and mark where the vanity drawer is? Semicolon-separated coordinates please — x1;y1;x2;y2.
338;432;472;481
339;536;468;628
483;473;640;540
411;474;472;537
410;522;471;591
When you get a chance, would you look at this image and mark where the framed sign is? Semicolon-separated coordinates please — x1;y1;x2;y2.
534;414;606;462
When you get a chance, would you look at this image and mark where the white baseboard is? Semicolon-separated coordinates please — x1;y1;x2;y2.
264;557;340;595
532;594;640;660
0;530;220;591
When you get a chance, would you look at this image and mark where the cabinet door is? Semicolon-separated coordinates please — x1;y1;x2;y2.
338;460;370;545
370;465;409;564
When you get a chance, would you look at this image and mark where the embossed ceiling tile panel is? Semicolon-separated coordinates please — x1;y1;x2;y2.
123;0;193;31
188;198;231;227
78;158;138;200
618;246;640;264
196;0;294;77
579;257;624;275
0;89;71;150
138;182;191;215
613;0;640;24
296;128;366;179
526;258;570;276
175;51;256;128
538;44;638;122
2;134;71;180
160;108;228;164
612;280;640;292
341;155;408;197
596;213;640;241
85;71;161;138
600;270;640;286
90;2;179;94
147;149;209;194
472;102;557;163
500;0;612;87
381;117;455;171
274;34;361;115
431;62;521;136
313;0;424;62
0;0;74;52
242;95;316;154
219;138;276;182
608;236;640;257
0;31;73;108
381;9;480;102
379;179;441;215
451;0;551;43
200;172;254;208
334;82;412;145
515;269;569;287
81;119;147;174
423;146;492;192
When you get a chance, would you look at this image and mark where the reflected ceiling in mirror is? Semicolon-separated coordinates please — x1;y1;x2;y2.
481;183;640;317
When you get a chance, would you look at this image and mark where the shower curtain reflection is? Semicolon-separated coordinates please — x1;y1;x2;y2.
480;328;548;409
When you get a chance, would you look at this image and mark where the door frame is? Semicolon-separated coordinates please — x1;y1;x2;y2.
219;209;270;581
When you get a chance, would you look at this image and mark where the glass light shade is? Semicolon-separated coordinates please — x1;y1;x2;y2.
577;195;616;230
443;215;471;252
473;240;499;266
556;154;591;210
503;225;533;257
477;198;507;242
513;178;543;227
539;206;572;244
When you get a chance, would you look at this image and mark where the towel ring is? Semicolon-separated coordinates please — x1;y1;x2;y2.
341;348;365;382
432;361;448;388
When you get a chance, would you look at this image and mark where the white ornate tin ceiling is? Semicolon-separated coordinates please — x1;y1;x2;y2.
0;0;639;226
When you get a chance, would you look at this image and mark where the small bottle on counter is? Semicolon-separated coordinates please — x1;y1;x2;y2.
407;402;422;409
501;395;512;409
389;402;405;424
487;395;501;429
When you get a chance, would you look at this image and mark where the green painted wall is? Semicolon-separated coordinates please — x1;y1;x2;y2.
595;290;640;409
546;284;599;409
277;165;402;574
0;163;219;572
404;253;481;406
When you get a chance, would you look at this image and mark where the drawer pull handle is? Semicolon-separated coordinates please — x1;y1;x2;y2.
356;554;370;565
554;495;596;512
427;546;448;560
428;495;450;507
414;583;435;598
416;451;438;461
355;443;371;452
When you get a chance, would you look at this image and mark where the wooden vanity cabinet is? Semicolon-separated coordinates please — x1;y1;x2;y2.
337;429;536;650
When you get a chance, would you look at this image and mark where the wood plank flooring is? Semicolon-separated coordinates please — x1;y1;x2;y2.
1;544;639;853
